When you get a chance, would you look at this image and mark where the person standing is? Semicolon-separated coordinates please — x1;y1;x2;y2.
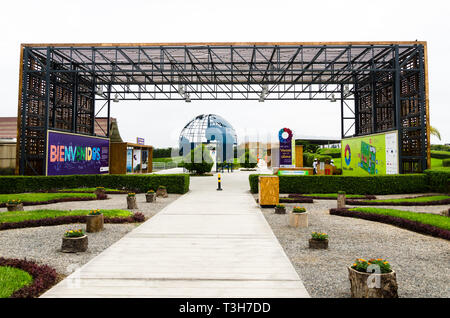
313;158;318;175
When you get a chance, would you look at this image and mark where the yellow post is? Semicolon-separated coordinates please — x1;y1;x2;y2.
217;173;222;191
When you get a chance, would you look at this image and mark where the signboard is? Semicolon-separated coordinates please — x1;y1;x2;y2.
126;149;132;172
279;128;295;168
277;170;309;176
136;137;145;145
341;131;399;176
133;149;141;172
46;130;109;176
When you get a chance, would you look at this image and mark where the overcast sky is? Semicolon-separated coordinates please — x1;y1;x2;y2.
0;0;448;148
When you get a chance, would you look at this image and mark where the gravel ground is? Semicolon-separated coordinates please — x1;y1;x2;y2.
0;193;182;275
257;195;450;298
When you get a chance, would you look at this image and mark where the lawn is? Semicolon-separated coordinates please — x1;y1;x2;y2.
58;187;123;193
0;209;132;224
0;192;96;204
349;207;450;231
365;195;450;203
300;193;366;199
0;266;33;298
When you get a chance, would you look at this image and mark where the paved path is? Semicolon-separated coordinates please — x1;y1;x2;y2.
42;171;310;298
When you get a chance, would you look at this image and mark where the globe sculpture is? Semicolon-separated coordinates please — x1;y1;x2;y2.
179;114;237;162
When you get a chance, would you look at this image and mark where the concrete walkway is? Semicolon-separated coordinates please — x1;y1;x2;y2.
42;171;309;298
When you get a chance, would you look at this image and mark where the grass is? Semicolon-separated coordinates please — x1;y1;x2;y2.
0;192;96;204
0;266;33;298
153;156;183;163
365;195;450;203
0;209;132;224
58;187;123;193
300;193;366;199
349;207;450;231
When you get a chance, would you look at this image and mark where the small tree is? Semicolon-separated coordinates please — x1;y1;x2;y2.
182;144;214;174
239;150;258;168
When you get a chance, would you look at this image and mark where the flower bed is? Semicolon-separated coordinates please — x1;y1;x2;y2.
0;193;98;208
279;197;314;203
330;208;450;240
0;257;58;298
287;193;376;200
346;195;450;206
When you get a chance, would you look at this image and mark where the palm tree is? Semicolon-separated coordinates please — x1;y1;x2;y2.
430;126;441;140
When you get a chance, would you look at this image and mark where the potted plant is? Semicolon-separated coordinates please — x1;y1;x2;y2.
156;186;168;198
288;206;308;228
94;187;107;200
145;190;156;203
309;232;329;249
61;229;88;253
337;191;346;209
127;192;138;209
348;258;398;298
274;204;286;214
86;209;104;233
6;199;24;211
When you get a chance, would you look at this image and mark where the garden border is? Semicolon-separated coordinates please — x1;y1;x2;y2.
345;198;450;206
287;194;377;200
0;212;145;231
329;208;450;240
0;196;99;208
0;257;58;298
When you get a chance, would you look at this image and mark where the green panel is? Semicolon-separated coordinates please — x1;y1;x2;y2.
341;131;398;176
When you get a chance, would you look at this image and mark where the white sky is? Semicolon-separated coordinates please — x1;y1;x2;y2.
0;0;448;148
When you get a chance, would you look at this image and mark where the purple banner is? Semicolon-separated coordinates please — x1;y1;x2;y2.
46;130;109;176
279;141;293;166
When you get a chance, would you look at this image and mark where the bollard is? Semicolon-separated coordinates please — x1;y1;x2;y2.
217;173;223;191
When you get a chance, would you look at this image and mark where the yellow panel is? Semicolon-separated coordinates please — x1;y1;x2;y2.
258;176;279;206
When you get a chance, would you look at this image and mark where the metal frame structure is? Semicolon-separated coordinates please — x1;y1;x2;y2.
16;42;430;175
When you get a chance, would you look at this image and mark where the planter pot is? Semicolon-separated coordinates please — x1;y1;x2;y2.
127;196;138;209
274;207;286;214
61;235;88;253
86;214;104;232
337;193;346;209
348;266;398;298
156;188;168;198
289;212;308;228
94;188;107;200
309;238;328;249
145;193;156;203
6;203;24;211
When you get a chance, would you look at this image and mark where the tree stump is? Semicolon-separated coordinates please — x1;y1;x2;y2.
337;193;346;209
156;188;168;198
61;235;88;253
348;266;398;298
274;207;286;214
309;239;328;249
289;212;308;228
86;214;104;232
146;193;156;203
127;196;138;209
6;203;24;212
94;188;107;200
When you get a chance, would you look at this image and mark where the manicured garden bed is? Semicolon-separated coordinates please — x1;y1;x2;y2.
346;195;450;206
0;209;145;230
287;193;376;200
279;197;314;203
330;207;450;240
0;257;58;298
0;192;98;207
57;187;129;194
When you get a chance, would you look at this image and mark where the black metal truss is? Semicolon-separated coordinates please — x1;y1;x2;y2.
17;43;428;175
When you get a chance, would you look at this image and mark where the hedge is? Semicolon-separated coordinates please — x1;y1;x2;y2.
316;148;341;158
303;152;333;167
0;174;190;194
443;159;450;167
249;174;429;195
430;150;450;159
424;169;450;193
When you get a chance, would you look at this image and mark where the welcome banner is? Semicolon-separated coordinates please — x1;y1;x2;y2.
46;130;109;175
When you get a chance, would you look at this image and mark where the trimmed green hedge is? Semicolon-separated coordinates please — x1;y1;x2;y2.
0;174;190;194
443;159;450;167
316;148;341;158
430;150;450;159
303;152;332;167
250;174;429;195
424;169;450;193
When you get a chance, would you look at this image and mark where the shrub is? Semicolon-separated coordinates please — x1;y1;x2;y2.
239;150;258;168
431;144;450;152
424;169;450;193
249;174;429;194
303;152;332;167
443;159;450;167
292;206;306;213
0;174;190;194
317;148;341;158
275;204;285;208
64;228;85;237
430;150;450;159
351;258;392;274
88;209;101;215
182;144;214;174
